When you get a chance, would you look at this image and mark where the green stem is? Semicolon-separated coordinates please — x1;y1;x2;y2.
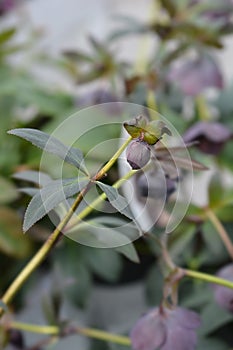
9;322;59;335
9;321;131;346
0;187;89;318
184;268;233;289
196;95;211;121
65;169;136;231
0;137;132;318
77;327;131;346
93;137;132;180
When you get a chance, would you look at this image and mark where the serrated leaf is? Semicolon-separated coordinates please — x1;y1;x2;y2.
19;188;39;197
8;128;88;175
96;182;135;221
23;177;89;232
13;170;52;186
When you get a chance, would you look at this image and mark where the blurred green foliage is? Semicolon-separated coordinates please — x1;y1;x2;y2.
1;0;233;349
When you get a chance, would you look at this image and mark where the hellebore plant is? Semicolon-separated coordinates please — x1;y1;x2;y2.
1;117;233;349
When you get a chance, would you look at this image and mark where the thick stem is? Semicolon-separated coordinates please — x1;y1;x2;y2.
0;137;132;317
205;207;233;260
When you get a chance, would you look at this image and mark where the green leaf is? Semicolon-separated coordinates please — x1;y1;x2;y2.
23;177;89;232
145;263;163;305
8;128;88;175
216;204;233;222
89;36;110;60
85;248;122;282
63;50;95;63
201;221;226;265
66;217;139;249
160;0;177;17
96;182;136;222
13;170;52;186
19;188;39;197
55;242;92;307
116;243;139;263
197;337;228;350
200;302;233;336
0;207;32;258
0;176;18;204
0;28;16;46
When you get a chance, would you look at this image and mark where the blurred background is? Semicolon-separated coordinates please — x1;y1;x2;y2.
1;1;233;349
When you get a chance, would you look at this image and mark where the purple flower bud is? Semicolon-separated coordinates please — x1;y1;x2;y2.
213;263;233;313
130;306;201;350
126;140;151;169
168;56;223;96
183;121;232;155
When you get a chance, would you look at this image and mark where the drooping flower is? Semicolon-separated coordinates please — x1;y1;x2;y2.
183;121;232;155
130;306;201;350
213;263;233;313
168;56;223;96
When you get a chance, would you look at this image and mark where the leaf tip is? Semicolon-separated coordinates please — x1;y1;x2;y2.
7;129;16;135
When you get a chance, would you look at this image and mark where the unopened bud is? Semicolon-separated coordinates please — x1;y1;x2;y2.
126;140;151;169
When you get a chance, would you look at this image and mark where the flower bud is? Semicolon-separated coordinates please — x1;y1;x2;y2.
213;263;233;313
126;140;151;169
